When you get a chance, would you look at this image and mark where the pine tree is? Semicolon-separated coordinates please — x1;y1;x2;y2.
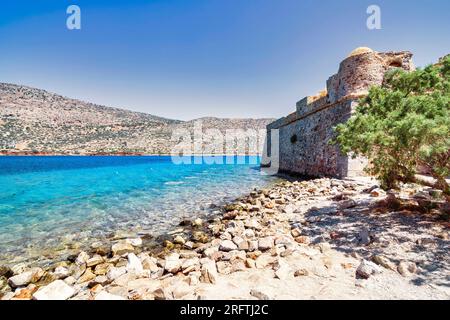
334;56;450;193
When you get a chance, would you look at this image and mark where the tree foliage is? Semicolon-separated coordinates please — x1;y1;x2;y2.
334;56;450;193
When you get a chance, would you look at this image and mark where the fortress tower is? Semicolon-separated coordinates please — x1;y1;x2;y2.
263;48;414;178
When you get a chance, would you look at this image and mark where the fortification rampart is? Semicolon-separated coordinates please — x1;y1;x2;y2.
264;48;414;178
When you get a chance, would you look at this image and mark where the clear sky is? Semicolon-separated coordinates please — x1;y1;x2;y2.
0;0;449;120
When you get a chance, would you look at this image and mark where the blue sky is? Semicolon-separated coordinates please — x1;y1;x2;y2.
0;0;449;120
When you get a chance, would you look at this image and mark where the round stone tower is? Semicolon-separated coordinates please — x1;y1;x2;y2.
326;47;414;103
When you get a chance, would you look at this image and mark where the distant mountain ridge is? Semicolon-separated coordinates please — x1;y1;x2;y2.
0;83;274;155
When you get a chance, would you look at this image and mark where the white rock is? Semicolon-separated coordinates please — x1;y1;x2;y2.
258;237;274;251
203;246;219;258
200;259;218;284
127;253;144;273
53;266;70;279
171;281;192;299
192;218;203;227
164;253;181;274
243;229;255;239
275;264;291;280
106;266;127;281
112;241;134;256
317;242;332;253
32;280;75;300
182;258;200;274
189;274;199;286
75;251;90;265
219;240;238;252
11;263;27;275
397;261;417;277
255;254;274;269
64;276;76;285
248;240;259;252
245;219;262;230
86;254;104;267
356;260;383;279
142;257;160;273
1;292;15;300
372;255;396;271
250;289;271;300
173;235;186;245
126;237;143;247
8;268;44;288
95;291;126;300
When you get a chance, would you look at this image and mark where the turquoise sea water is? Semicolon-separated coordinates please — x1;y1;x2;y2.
0;156;278;266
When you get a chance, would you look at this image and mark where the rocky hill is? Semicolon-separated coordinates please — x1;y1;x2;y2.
0;83;274;155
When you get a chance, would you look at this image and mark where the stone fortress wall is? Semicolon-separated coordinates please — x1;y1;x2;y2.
264;48;414;178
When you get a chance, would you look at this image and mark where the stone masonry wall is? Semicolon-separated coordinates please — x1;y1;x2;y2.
264;48;414;178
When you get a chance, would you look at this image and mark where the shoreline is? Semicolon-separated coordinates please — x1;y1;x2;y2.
1;176;449;300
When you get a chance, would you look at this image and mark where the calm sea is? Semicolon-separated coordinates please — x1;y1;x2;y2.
0;156;279;266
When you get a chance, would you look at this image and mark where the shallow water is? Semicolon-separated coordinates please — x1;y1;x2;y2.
0;156;279;266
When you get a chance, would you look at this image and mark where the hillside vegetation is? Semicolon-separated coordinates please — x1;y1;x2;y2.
0;83;273;155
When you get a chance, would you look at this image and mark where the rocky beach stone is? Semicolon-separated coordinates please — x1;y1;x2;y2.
8;268;44;288
243;229;255;239
258;237;274;251
216;261;232;275
10;263;28;275
112;241;135;256
2;175;447;300
192;218;203;227
181;258;199;274
107;267;127;281
173;235;186;245
86;255;104;267
153;287;171;300
255;254;274;269
75;251;90;265
64;276;76;285
164;253;181;274
77;268;96;284
53;266;70;279
274;261;291;280
94;263;111;276
142;257;160;273
372;255;396;271
95;291;126;300
295;236;310;245
126;238;143;247
32;280;75;300
171;281;191;299
248;240;259;252
219;240;238;252
294;268;309;277
127;253;144;274
316;242;331;253
397;261;417;277
356;260;383;279
200;259;218;284
250;289;271;300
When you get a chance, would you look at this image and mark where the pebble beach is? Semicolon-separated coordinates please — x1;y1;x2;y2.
1;176;449;300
